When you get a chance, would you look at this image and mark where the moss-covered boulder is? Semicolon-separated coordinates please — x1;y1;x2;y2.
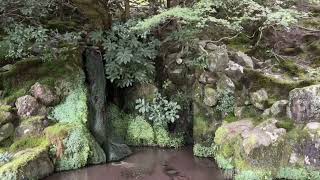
15;116;49;138
45;123;106;171
0;137;53;180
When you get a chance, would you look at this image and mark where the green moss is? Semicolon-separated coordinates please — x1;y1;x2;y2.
214;127;229;145
227;34;253;53
224;115;238;123
50;81;88;124
126;116;155;146
277;167;309;180
0;106;11;112
277;59;306;76
193;143;215;157
21;116;44;125
244;69;315;98
107;104;130;141
215;154;234;170
155;127;184;148
45;123;105;171
276;118;295;131
44;123;73;140
9;137;48;152
235;170;272;180
193;115;210;141
0;140;49;179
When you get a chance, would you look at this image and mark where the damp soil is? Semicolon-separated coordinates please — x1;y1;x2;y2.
44;147;225;180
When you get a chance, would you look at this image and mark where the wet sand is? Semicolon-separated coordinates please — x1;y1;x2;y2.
44;147;225;180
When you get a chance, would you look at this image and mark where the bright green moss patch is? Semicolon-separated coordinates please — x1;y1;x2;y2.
276;118;295;131
46;123;105;171
9;137;48;152
126;116;155;146
276;167;309;180
235;170;272;180
154;127;184;148
50;83;88;124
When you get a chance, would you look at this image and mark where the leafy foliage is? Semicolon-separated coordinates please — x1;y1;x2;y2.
216;91;235;117
90;21;159;88
1;25;81;61
193;143;216;157
135;91;181;127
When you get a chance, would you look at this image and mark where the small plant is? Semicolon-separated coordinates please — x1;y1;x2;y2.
215;154;234;170
135;92;181;127
216;91;235;117
193;143;216;157
155;127;184;148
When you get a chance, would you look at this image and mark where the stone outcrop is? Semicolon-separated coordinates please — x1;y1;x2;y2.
287;84;320;123
30;82;59;106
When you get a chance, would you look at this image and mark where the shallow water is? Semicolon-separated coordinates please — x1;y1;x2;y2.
45;147;225;180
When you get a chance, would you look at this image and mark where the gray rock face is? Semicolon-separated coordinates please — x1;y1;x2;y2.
108;142;132;162
15;95;46;117
0;123;14;142
199;71;218;85
203;86;218;107
217;74;235;93
0;64;14;72
263;100;288;118
234;51;254;69
30;82;59;106
206;45;229;73
225;61;244;81
250;89;268;110
287;84;320;123
84;49;109;154
242;119;286;155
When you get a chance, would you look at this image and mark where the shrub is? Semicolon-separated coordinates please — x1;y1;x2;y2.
276;167;309;180
193;143;216;157
126;116;155;146
154;127;184;148
90;21;159;88
135;92;181;127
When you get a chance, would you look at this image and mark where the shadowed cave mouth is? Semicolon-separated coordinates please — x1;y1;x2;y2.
83;47;194;151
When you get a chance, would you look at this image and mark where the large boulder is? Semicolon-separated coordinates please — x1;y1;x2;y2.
205;45;229;73
0;139;53;179
241;119;286;155
287;84;320;123
15;95;46;117
108;142;132;162
30;82;59;106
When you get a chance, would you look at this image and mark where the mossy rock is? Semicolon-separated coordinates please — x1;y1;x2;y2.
0;137;53;180
45;123;106;171
243;69;315;99
0;47;83;104
107;104;130;142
